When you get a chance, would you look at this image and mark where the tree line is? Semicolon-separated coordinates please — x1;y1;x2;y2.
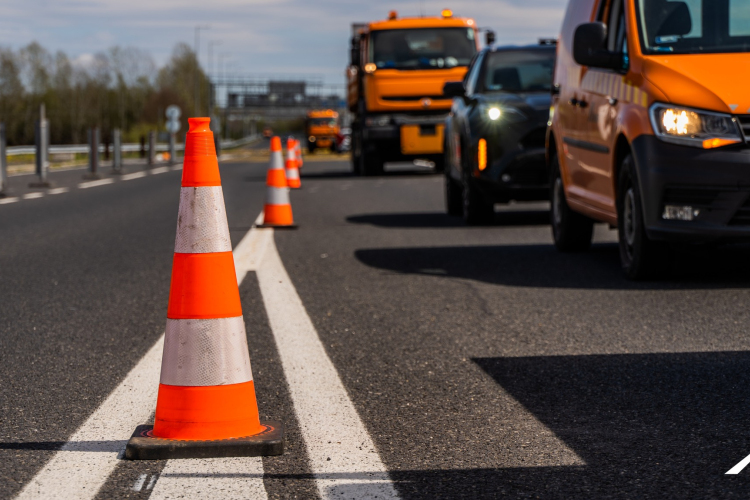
0;42;210;146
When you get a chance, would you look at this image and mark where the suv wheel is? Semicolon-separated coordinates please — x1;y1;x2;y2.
445;172;463;216
617;153;669;280
462;166;494;225
550;151;593;251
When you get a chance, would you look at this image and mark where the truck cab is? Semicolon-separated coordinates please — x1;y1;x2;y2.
305;110;340;153
548;0;750;279
348;10;479;175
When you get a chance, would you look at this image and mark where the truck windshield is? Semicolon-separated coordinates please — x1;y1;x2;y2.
636;0;750;54
309;118;337;127
370;28;476;70
481;49;555;93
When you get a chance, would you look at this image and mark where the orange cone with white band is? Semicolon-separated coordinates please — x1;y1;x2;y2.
285;138;301;189
125;118;283;460
257;137;296;228
295;140;303;169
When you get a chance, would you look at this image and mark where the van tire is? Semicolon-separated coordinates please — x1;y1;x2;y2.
617;154;669;280
550;152;593;252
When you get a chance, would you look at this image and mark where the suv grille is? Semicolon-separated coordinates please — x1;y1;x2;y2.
730;195;750;225
736;115;750;142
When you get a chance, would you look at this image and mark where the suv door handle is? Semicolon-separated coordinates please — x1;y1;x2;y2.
577;99;589;108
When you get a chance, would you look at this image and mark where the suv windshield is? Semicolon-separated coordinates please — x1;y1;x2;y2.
370;28;476;70
480;49;555;93
637;0;750;54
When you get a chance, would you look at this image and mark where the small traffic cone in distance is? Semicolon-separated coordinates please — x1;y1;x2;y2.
285;138;301;189
125;117;283;460
295;140;303;169
257;136;297;229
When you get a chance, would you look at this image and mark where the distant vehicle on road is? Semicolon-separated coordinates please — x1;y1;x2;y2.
549;0;750;279
443;42;556;224
347;9;480;175
262;127;273;139
306;109;340;153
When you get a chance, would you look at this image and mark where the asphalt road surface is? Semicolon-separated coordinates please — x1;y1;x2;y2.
3;156;750;499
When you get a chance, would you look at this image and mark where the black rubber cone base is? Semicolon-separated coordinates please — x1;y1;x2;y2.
255;224;298;229
125;421;284;460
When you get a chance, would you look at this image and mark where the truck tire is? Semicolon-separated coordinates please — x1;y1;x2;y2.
308;141;316;153
351;127;363;175
617;153;669;280
363;151;384;176
550;151;594;252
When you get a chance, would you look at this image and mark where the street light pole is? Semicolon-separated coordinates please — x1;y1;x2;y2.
194;25;209;116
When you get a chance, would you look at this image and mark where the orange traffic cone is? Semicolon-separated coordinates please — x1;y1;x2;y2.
285;138;301;189
295;140;303;169
257;136;296;228
125;118;283;460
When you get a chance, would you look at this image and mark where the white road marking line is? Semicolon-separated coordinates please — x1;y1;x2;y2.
172;165;183;171
23;192;44;199
132;474;147;492
247;225;400;500
726;453;750;474
48;187;69;195
150;167;170;175
15;337;164;500
149;457;266;500
0;196;19;204
122;171;147;181
79;178;114;189
146;475;157;490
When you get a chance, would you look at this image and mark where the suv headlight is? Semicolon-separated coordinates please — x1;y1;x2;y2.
650;103;743;149
480;104;527;123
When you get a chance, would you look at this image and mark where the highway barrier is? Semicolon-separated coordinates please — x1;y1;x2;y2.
285;138;301;189
125;117;283;460
258;136;296;228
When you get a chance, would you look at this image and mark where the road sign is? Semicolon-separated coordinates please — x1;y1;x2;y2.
165;105;181;120
166;119;181;134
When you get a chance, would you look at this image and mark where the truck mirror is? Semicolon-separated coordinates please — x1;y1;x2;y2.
485;30;496;46
350;38;361;66
573;22;623;70
443;81;466;98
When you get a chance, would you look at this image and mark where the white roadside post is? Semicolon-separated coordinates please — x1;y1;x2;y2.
30;103;51;188
0;123;7;197
112;129;122;174
165;105;181;166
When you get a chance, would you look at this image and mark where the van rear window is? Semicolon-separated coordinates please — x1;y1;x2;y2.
637;0;750;54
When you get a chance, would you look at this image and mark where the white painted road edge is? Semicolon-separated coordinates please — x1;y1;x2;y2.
726;453;750;474
17;209;398;499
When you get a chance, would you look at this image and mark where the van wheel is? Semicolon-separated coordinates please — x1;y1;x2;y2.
550;152;593;251
617;154;669;280
445;172;463;216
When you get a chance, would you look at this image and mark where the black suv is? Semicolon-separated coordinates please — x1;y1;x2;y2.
443;42;556;224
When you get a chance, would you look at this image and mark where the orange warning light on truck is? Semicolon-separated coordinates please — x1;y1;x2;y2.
347;9;480;175
548;0;750;279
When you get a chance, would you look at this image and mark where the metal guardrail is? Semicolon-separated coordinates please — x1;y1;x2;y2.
5;135;259;157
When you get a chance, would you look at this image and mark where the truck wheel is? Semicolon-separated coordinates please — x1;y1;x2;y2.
462;166;494;225
617;153;669;280
308;142;316;153
550;152;593;252
363;152;384;176
352;128;364;175
445;172;463;216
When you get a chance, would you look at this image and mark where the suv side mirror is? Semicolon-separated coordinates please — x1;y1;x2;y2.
573;22;623;70
443;81;466;98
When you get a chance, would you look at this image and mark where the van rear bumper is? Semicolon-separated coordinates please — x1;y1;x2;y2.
632;135;750;242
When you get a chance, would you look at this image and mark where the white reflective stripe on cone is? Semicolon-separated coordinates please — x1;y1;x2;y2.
266;185;290;205
270;151;284;170
160;316;254;386
174;186;232;254
286;168;300;180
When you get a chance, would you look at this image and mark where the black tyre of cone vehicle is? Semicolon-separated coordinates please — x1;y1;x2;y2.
617;153;669;280
550;151;594;252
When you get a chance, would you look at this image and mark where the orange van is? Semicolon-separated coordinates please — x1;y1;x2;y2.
548;0;750;279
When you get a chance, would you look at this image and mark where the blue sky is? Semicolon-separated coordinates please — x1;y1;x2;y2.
0;0;567;88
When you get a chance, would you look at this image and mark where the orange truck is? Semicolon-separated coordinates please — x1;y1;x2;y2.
548;0;750;279
348;10;480;175
305;109;340;153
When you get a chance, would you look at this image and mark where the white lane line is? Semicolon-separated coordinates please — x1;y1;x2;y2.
247;225;400;499
132;474;147;492
23;192;44;200
0;196;19;204
16;337;163;500
726;453;750;474
48;187;69;195
150;457;265;500
122;171;147;181
150;166;170;175
172;165;183;171
79;178;114;189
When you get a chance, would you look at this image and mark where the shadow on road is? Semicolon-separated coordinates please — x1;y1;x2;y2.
461;352;750;498
348;210;550;228
355;243;750;289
